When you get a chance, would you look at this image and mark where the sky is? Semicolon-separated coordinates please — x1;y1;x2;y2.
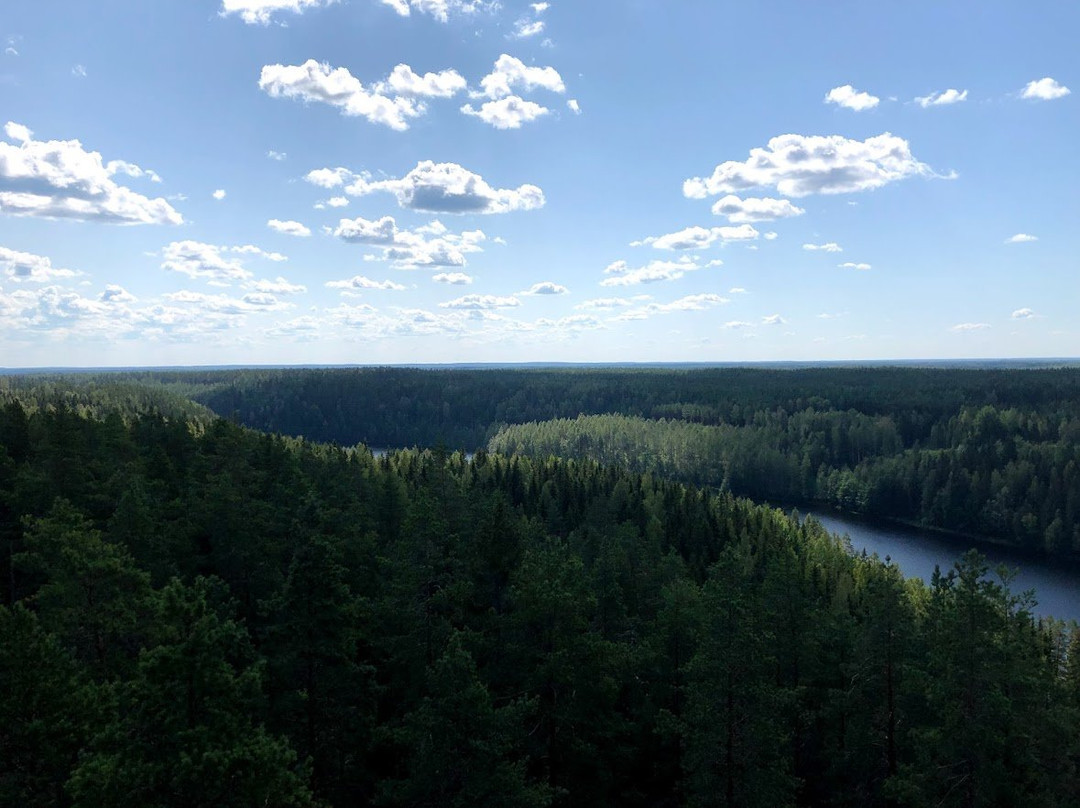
0;0;1077;367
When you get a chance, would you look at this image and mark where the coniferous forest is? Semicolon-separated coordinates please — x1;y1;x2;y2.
2;366;1080;806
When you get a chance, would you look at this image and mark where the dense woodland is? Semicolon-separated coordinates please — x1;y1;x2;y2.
2;374;1080;806
9;365;1074;557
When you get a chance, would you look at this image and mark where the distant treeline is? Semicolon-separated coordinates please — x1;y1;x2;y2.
3;401;1080;807
176;366;1080;558
6;366;1080;556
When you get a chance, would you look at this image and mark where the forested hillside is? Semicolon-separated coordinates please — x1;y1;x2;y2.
2;400;1080;807
151;365;1080;559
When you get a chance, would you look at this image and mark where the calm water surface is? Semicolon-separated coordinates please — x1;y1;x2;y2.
806;509;1080;623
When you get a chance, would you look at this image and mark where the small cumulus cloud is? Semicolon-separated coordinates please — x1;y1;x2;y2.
259;59;465;131
951;322;990;332
267;219;311;237
326;275;407;292
915;88;967;107
601;257;703;286
521;281;568;295
251;276;307;294
307;161;544;214
71;64;87;78
1020;77;1070;101
567;98;581;114
439;294;521;310
803;242;842;253
0;122;182;225
267;150;287;160
839;262;872;270
824;84;880;111
0;245;82;283
685;133;940;200
1011;308;1036;320
212;189;226;200
761;314;786;326
634;224;758;250
1005;233;1037;244
377;0;497;23
221;0;338;25
710;195;804;223
433;272;473;285
161;241;285;284
461;96;549;129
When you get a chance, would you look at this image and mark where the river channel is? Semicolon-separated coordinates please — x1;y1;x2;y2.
805;509;1080;623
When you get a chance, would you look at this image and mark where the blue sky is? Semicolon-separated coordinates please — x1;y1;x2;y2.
0;0;1076;366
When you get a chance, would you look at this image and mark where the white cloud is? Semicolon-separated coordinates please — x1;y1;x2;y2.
601;257;703;286
462;96;549;129
161;241;285;284
232;244;287;261
106;160;162;183
839;262;872;270
951;322;990;332
1011;307;1036;320
512;19;545;38
259;60;423;131
305;167;351;188
212;189;226;200
521;281;568;295
251;276;307;294
915;88;968;107
378;0;496;22
99;284;136;303
613;293;728;322
164;289;292;314
313;161;544;214
723;320;753;330
326;196;349;207
433;272;473;285
824;85;880;111
439;294;521;310
0;246;81;283
803;242;842;252
1020;77;1071;101
0;123;183;225
567;98;581;114
531;2;549;11
267;150;287;161
0;284;146;339
634;224;758;250
761;314;786;326
333;214;489;269
376;64;467;98
476;54;565;99
710;195;804;223
684;133;937;199
327;275;407;292
575;297;640;310
71;64;87;79
1005;233;1037;243
335;215;399;244
267;218;311;237
221;0;336;24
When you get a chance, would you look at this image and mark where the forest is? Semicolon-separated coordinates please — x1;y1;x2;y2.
2;367;1080;806
8;364;1077;556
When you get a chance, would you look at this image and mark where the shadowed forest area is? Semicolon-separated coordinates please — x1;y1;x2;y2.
2;367;1080;806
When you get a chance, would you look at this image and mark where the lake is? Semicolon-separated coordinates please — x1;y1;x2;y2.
805;508;1080;623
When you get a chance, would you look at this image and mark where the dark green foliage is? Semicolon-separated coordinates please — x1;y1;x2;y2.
67;577;315;808
1;389;1079;807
